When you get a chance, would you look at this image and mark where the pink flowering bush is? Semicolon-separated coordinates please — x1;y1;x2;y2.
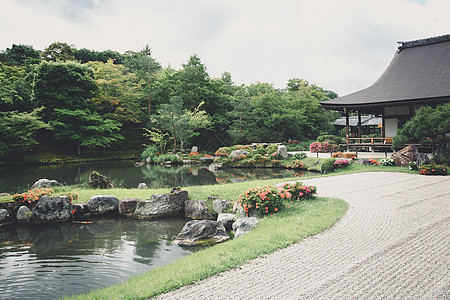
279;182;317;201
309;142;340;153
334;159;351;168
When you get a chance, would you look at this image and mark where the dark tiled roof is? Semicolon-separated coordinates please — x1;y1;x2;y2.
322;34;450;109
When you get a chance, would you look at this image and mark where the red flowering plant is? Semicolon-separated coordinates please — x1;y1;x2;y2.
368;158;379;165
279;182;317;201
238;186;287;216
189;151;200;159
13;188;54;208
332;152;357;159
419;163;448;175
285;160;305;169
230;154;247;162
215;147;232;157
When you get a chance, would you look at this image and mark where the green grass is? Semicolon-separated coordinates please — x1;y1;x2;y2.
66;196;347;299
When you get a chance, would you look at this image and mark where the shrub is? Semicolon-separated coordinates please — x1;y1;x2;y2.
334;159;351;168
332;152;357;159
231;145;252;151
270;152;279;159
141;146;159;162
293;152;307;160
309;142;340;153
279;182;317;200
13;188;54;208
321;158;336;173
239;186;287;216
154;153;181;164
230;155;247;162
379;158;395;166
369;158;379;165
265;144;279;155
286;160;305;169
215;147;232;157
419;163;448;175
317;134;344;145
189;151;200;159
271;159;283;167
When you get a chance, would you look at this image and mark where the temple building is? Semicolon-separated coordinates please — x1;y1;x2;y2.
321;34;450;151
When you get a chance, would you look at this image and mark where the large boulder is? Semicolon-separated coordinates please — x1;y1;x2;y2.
119;198;141;217
185;200;215;219
72;203;90;219
30;196;73;224
138;183;147;189
232;201;245;217
0;209;13;227
212;198;232;214
208;163;222;172
174;220;230;246
233;217;259;238
277;145;289;159
416;153;431;167
217;213;237;230
31;179;61;189
133;190;187;219
229;149;250;158
16;206;32;223
87;195;119;215
390;145;419;167
191;146;198;153
87;171;115;189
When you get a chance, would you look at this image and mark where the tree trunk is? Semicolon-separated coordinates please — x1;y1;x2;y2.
148;64;151;119
77;141;81;156
171;113;177;154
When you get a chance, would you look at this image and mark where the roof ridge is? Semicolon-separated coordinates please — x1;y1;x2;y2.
398;34;450;50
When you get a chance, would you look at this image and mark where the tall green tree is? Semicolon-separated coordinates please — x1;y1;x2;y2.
51;108;123;155
41;42;76;62
0;44;41;66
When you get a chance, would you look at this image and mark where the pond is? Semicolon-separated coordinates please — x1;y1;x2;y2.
0;217;194;299
0;160;308;194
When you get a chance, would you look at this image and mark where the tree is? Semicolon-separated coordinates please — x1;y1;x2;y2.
0;44;41;66
41;42;75;62
86;59;146;123
31;61;96;119
50;108;123;155
155;97;211;153
0;107;51;159
393;102;450;154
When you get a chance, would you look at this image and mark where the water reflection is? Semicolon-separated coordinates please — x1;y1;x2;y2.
0;218;192;299
0;161;306;193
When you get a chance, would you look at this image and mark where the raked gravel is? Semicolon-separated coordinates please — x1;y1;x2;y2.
155;172;450;300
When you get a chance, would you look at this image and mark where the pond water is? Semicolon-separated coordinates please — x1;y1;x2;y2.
0;217;194;299
0;160;307;194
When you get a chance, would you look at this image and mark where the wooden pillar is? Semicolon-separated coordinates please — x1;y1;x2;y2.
345;108;350;152
357;110;362;139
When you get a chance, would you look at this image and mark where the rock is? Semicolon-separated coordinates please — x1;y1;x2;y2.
191;146;198;153
229;149;250;158
30;196;73;224
0;200;17;215
31;179;61;189
72;203;90;219
87;195;119;215
200;156;215;162
277;145;289;159
390;145;419;167
174;220;229;246
356;159;372;165
233;217;259;238
0;193;11;197
212;199;232;214
416;153;431;167
145;157;152;164
119;198;141;217
185;200;215;219
87;171;115;189
183;160;192;164
16;206;32;223
0;209;13;226
208;163;222;172
138;183;147;189
133;190;187;219
135;161;145;167
232;201;245;217
217;213;237;230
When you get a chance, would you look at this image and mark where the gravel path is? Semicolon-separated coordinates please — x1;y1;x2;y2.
156;172;450;300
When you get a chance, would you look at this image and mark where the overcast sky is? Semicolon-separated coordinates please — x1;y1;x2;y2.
1;0;449;95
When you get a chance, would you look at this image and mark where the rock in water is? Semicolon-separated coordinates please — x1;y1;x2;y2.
30;196;73;224
133;190;187;219
119;198;141;217
87;171;115;189
17;206;32;223
174;220;230;246
87;195;119;215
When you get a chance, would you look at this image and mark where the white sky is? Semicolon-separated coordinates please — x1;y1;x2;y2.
1;0;449;95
